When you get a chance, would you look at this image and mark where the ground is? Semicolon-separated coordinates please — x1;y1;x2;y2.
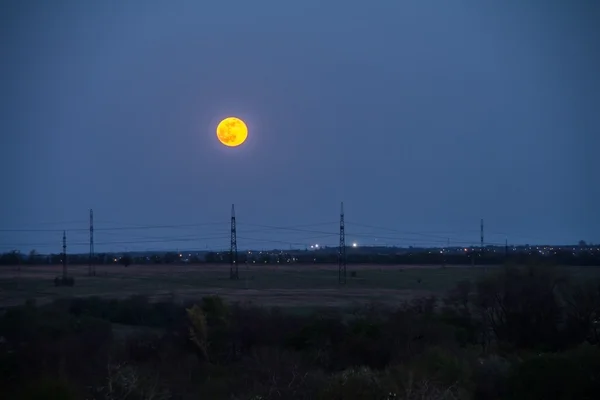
1;263;600;309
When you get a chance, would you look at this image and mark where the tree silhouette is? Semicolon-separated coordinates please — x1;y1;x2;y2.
28;249;37;264
120;255;132;268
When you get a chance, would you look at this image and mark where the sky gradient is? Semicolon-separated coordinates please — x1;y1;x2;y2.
2;0;599;253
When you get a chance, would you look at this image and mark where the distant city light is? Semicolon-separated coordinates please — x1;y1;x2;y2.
352;242;358;247
315;244;319;248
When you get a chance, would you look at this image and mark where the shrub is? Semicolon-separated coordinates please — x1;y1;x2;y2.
101;363;171;400
0;303;112;396
384;347;474;398
472;354;510;400
53;276;75;287
200;295;230;324
337;317;391;370
442;280;482;347
386;306;459;364
505;344;600;399
121;332;164;363
560;280;600;346
474;266;565;350
187;304;209;362
318;367;386;400
17;377;78;400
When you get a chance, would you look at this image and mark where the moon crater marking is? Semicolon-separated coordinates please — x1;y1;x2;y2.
216;117;248;147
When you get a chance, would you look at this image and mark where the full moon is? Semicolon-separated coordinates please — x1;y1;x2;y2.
216;117;248;147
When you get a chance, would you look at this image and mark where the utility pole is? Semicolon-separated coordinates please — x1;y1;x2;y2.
443;238;449;267
479;218;484;265
338;202;346;284
62;230;67;280
230;204;238;280
89;209;95;276
480;219;484;250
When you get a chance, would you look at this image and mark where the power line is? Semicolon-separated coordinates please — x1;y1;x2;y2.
0;221;226;233
239;223;338;236
0;221;342;250
0;215;552;252
0;228;87;233
0;221;336;234
345;221;508;246
0;230;501;250
0;234;232;249
346;221;460;240
20;220;87;226
238;234;337;247
346;222;551;245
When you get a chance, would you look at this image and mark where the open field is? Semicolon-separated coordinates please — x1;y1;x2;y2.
2;263;600;309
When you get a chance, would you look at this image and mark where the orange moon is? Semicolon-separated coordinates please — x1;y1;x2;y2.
216;117;248;147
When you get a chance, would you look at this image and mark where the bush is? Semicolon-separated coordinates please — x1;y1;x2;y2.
0;303;112;396
101;363;171;400
53;276;75;287
337;317;391;370
472;354;510;400
383;347;474;399
319;367;386;400
442;280;482;347
200;295;230;324
505;344;600;399
187;304;209;362
474;266;565;350
560;280;600;345
59;295;188;329
17;377;78;400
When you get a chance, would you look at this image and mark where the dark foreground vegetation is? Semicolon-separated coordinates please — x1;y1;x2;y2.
1;265;600;399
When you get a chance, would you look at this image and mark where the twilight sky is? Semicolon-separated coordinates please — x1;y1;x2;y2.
1;0;599;253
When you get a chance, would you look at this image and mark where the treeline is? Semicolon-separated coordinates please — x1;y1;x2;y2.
1;265;600;399
1;248;600;266
0;251;191;266
277;250;600;267
206;249;600;266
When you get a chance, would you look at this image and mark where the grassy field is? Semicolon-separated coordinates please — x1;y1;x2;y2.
2;263;600;309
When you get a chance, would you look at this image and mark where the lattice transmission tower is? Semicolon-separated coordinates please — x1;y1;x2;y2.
480;218;484;250
89;209;95;276
62;230;68;280
230;204;239;280
338;202;346;284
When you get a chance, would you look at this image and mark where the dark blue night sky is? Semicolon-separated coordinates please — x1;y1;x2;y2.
2;0;598;253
